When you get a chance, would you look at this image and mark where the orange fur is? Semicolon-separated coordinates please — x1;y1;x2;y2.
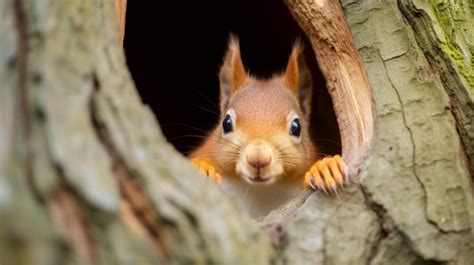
189;36;347;217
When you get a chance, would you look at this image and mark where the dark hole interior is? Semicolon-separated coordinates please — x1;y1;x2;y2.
124;0;341;157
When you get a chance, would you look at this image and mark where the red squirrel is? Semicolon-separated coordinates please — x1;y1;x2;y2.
189;36;348;217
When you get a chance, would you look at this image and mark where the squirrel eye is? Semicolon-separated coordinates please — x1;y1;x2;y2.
222;114;233;133
290;118;301;137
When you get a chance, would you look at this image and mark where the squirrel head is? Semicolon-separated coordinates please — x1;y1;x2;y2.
215;35;315;185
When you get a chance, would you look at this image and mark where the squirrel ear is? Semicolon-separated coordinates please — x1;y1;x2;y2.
284;41;313;119
219;35;247;111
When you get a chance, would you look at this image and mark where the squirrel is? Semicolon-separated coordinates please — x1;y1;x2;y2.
189;36;348;218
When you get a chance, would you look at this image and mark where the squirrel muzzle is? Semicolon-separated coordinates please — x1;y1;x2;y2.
237;139;283;184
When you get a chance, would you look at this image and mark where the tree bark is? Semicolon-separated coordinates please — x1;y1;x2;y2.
0;0;472;265
342;0;474;262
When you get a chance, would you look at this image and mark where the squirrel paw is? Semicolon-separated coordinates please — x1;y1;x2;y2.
304;155;348;195
190;159;222;184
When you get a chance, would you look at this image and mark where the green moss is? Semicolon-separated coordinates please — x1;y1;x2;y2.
441;43;474;87
430;0;474;89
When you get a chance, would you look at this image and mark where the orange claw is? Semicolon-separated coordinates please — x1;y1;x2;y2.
190;159;222;184
303;155;349;195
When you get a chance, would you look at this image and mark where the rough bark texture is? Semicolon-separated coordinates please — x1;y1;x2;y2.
0;0;272;264
398;0;474;176
0;0;472;264
343;0;474;262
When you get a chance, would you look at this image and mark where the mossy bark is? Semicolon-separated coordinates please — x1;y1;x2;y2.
343;0;474;262
0;0;472;264
398;0;474;175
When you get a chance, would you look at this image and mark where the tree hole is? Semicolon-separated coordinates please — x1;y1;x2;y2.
124;0;341;157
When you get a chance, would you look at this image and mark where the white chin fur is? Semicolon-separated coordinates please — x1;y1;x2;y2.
221;177;302;218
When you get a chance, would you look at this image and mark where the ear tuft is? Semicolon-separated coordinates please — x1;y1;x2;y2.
284;40;313;119
219;35;247;111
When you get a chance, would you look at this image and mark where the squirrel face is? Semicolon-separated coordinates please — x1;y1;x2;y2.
214;36;315;185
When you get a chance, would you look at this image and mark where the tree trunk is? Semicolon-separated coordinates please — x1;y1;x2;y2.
0;0;472;264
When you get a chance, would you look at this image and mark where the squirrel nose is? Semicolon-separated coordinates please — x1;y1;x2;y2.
247;156;271;169
245;141;273;169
